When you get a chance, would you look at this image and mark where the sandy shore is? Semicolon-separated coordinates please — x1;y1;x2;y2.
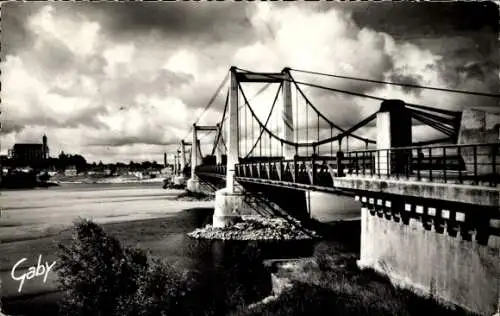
0;185;213;299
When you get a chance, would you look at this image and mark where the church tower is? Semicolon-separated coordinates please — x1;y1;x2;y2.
42;134;48;159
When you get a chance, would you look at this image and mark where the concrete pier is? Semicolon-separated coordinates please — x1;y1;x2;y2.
213;68;244;226
214;68;295;227
187;125;204;193
213;188;255;227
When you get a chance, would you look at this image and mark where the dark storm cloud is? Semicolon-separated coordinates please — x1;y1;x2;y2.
52;1;258;46
388;72;424;96
340;2;498;38
0;2;47;58
2;2;258;58
2;1;498;162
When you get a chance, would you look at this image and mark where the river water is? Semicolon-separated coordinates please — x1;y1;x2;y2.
0;183;324;315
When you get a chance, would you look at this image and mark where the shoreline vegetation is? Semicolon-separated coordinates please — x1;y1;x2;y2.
1;188;479;316
0;173;167;190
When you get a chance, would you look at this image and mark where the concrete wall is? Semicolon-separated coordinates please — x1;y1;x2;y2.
337;176;500;314
458;109;500;145
350;178;500;316
357;202;500;316
457;109;500;175
306;191;361;223
334;177;500;207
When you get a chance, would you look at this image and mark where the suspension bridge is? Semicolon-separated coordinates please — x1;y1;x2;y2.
170;66;500;316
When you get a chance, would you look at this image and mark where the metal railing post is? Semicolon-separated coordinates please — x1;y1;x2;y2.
429;147;433;182
311;153;316;185
443;147;447;183
417;149;421;181
377;150;380;178
492;143;497;187
362;152;366;176
294;159;298;184
337;151;344;177
355;152;359;176
457;146;463;184
473;145;478;185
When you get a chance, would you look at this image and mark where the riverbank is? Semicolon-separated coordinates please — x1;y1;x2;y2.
232;238;477;316
53;175;166;184
0;207;216;315
1;207;317;316
1;186;481;316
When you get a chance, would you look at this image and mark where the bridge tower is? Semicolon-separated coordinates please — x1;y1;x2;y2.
375;99;412;175
181;140;187;173
187;125;200;192
213;67;294;227
187;124;217;193
173;154;178;175
215;123;225;165
173;141;189;186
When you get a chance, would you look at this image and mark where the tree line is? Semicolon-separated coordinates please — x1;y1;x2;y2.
2;151;166;173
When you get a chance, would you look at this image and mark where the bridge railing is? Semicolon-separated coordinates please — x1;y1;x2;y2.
233;157;343;188
196;164;227;176
196;143;500;188
344;142;500;187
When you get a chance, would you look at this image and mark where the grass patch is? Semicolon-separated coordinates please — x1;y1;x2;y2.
230;241;477;316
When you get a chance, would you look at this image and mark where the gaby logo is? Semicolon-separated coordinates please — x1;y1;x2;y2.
11;255;56;293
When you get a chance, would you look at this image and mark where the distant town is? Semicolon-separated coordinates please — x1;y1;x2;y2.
0;134;173;187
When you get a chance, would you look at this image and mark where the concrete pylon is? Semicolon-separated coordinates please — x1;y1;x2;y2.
215;123;224;165
281;68;295;160
213;67;250;228
187;125;202;193
181;140;187;172
174;144;187;186
375;99;412;176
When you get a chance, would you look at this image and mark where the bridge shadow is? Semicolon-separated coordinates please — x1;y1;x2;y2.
197;176;362;248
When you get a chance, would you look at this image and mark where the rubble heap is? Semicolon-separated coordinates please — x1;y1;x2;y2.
187;215;320;240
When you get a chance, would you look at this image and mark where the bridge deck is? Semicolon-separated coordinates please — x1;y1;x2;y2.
196;143;500;202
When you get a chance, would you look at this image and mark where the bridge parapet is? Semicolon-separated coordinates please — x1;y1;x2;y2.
197;142;500;190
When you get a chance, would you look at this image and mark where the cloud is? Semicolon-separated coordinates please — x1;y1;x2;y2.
1;2;497;163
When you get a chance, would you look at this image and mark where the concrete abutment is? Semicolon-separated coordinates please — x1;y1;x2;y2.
351;187;500;316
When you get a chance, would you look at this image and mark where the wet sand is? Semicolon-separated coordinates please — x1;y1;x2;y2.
0;183;213;299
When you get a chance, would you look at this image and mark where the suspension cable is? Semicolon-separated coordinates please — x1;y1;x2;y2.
180;70;229;147
411;112;456;135
407;107;458;126
290;73;375;144
313;112;377;147
245;84;283;158
211;89;229;156
195;71;230;125
221;82;272;124
240;82;376;148
412;113;455;136
290;68;500;98
236;67;462;117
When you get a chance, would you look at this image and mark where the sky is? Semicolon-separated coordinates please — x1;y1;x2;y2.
1;1;499;164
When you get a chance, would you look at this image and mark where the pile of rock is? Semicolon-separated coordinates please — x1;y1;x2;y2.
175;191;213;201
187;216;320;240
